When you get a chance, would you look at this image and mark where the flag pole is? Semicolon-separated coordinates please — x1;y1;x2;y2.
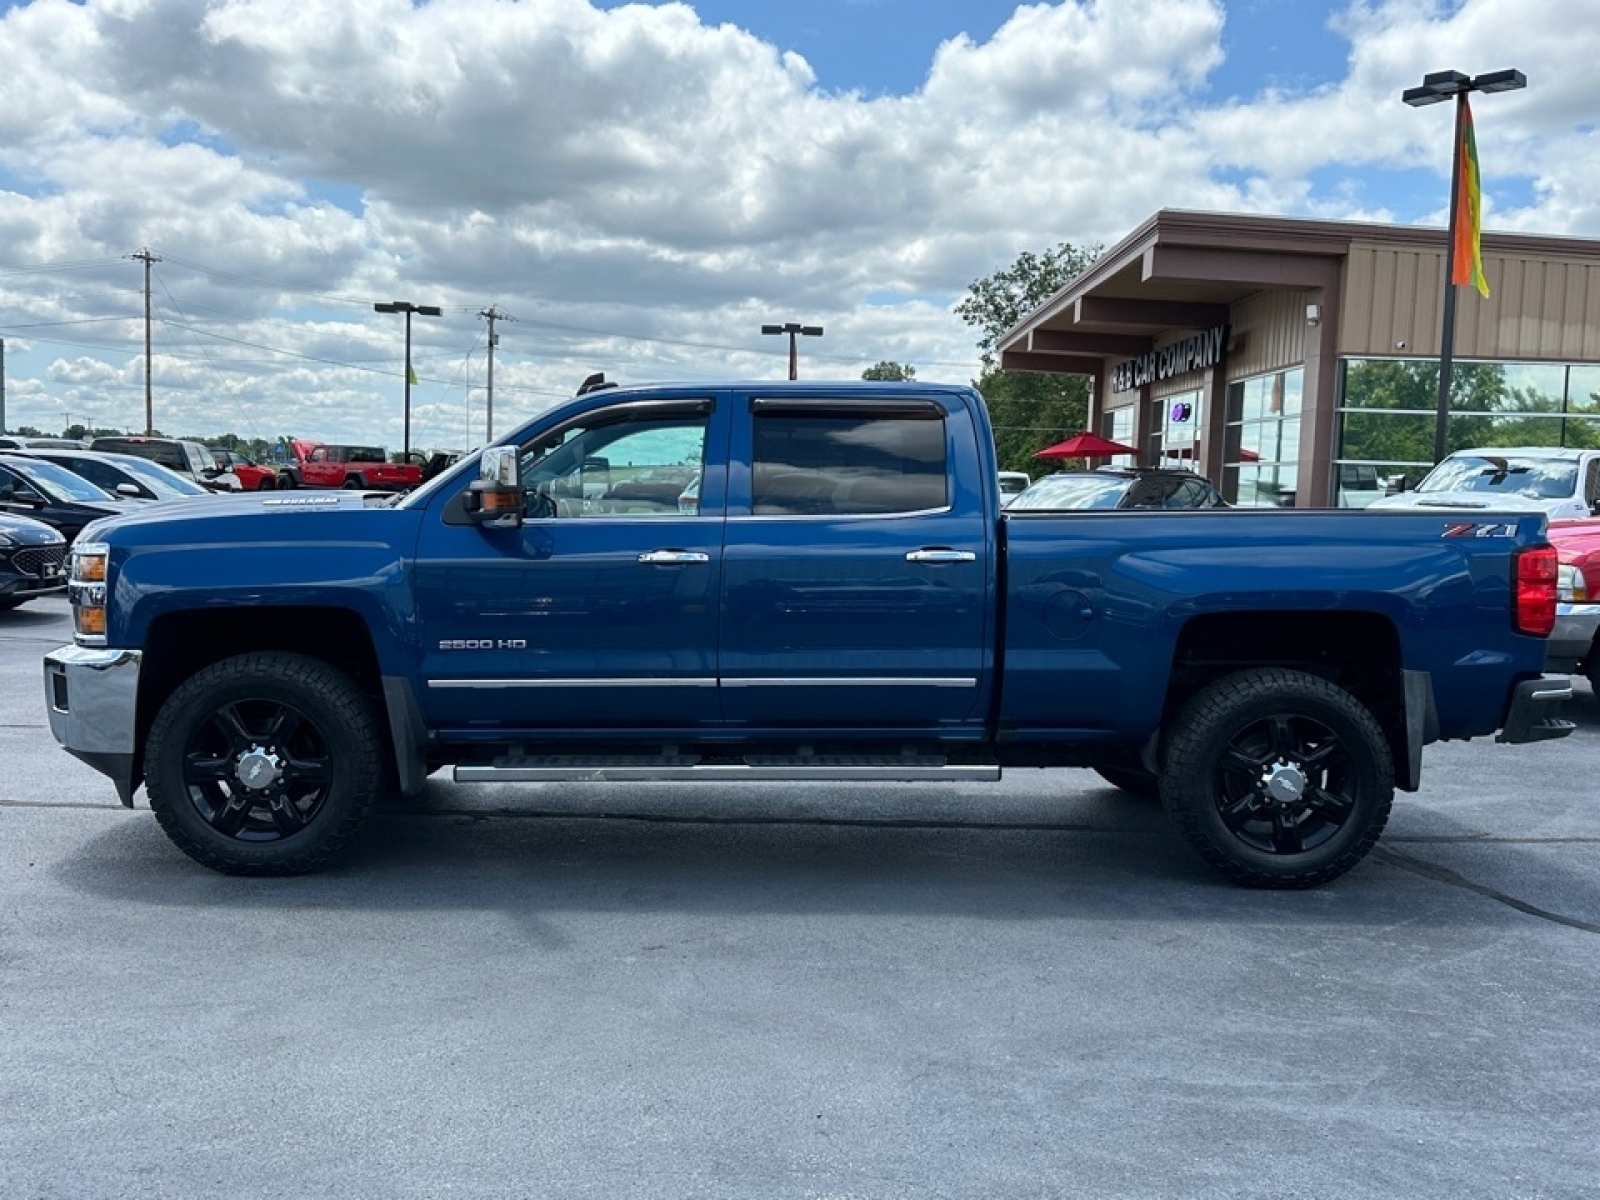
1432;92;1469;466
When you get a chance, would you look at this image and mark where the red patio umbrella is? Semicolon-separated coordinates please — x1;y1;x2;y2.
1034;431;1140;460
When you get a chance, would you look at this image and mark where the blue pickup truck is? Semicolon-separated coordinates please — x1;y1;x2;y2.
43;379;1573;887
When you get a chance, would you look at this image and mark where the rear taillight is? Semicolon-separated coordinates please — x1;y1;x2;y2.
1515;545;1558;637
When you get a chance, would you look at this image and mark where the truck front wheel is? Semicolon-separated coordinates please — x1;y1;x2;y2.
1160;668;1393;889
145;652;385;875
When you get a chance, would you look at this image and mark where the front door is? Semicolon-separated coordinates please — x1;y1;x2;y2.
413;396;727;738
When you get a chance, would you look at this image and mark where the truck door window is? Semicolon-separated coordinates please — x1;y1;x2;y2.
750;403;948;516
518;409;707;518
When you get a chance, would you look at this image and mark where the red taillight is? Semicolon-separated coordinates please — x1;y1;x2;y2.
1515;544;1558;637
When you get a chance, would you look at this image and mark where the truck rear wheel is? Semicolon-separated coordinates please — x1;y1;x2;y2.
277;472;296;489
1160;668;1393;889
145;652;385;876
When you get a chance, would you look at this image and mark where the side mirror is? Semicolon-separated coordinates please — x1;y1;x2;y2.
466;446;524;529
115;483;142;498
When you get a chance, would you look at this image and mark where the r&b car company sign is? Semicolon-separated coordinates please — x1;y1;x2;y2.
1111;325;1229;394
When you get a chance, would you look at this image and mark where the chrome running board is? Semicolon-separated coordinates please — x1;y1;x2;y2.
454;753;1000;784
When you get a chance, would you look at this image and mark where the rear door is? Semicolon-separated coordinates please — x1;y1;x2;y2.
717;393;993;735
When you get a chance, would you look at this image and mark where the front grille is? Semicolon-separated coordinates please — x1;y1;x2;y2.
11;545;68;578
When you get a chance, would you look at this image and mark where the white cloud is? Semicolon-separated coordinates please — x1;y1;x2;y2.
0;0;1594;447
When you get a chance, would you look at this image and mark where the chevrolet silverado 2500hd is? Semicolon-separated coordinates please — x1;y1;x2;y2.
44;380;1573;886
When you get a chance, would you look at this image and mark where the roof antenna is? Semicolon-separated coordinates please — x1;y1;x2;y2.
576;372;617;396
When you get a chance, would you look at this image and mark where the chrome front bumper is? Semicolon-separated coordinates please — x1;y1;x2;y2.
42;645;144;805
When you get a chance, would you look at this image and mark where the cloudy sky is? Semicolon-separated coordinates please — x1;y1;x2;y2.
0;0;1595;452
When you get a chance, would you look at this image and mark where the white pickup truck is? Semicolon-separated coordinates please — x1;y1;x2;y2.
1371;447;1600;519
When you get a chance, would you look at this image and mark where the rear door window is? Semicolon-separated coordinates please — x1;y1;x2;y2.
748;399;948;516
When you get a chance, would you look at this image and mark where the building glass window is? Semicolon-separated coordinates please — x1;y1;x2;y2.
1098;405;1137;466
1222;368;1302;507
1155;389;1202;468
1334;359;1600;503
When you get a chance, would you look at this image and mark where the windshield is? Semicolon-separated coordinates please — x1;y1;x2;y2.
5;456;117;502
110;455;208;497
1417;455;1577;501
1008;474;1132;510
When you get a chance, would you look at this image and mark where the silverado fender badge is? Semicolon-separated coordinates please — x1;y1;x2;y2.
262;496;344;507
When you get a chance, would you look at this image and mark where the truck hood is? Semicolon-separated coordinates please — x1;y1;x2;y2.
77;488;404;543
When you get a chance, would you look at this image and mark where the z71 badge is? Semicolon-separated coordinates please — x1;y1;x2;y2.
1441;522;1518;538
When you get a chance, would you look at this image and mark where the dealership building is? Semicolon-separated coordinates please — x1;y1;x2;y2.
995;209;1600;507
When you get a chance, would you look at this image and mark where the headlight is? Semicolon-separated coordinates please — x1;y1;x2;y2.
69;542;109;645
1557;562;1587;603
72;542;108;583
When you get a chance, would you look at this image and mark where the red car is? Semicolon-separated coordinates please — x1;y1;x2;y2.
1545;519;1600;687
210;449;276;491
279;441;421;492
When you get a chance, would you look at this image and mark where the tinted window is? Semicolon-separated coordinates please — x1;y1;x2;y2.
750;409;947;516
43;457;132;495
92;439;188;472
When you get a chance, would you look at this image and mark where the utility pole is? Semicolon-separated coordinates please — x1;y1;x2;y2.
477;306;513;441
131;249;160;434
0;336;6;435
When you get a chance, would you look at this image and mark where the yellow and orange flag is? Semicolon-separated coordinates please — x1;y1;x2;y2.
1452;97;1491;298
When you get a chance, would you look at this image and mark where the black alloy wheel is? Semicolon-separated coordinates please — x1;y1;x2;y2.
1160;668;1393;888
145;652;386;875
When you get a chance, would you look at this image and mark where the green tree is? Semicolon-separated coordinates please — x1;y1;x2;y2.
956;242;1100;367
862;360;916;381
956;242;1101;475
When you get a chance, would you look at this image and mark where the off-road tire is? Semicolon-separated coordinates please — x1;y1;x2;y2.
145;652;385;876
1161;668;1393;889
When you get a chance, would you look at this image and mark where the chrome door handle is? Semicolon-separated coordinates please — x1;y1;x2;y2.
905;549;976;564
638;550;710;565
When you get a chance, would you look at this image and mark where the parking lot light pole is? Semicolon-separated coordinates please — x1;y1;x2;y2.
761;322;823;380
374;301;443;459
1402;67;1526;464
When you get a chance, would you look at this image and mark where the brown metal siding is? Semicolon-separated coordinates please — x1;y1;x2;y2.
1224;291;1307;381
1342;242;1600;361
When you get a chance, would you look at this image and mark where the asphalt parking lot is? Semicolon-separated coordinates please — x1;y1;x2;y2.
2;593;1598;1199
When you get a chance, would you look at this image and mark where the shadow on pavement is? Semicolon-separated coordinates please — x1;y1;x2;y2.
47;772;1600;935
